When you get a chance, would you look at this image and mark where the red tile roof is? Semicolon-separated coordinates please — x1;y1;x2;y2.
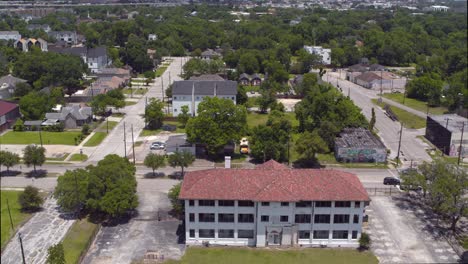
0;100;18;116
180;160;370;202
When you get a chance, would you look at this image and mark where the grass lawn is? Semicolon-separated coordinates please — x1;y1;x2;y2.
166;247;378;264
98;121;118;131
83;132;107;147
317;153;388;169
247;112;298;128
1;191;31;249
0;131;82;145
62;218;98;264
372;99;426;129
122;88;148;95
382;93;448;115
139;121;185;137
155;66;167;77
47;153;70;161
69;153;88;162
125;101;137;106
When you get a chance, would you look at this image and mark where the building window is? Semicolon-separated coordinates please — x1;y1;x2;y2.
353;215;359;224
352;231;358;239
314;214;331;224
335;201;351;208
298;231;310;239
238;214;254;223
296;201;312;207
218;213;234;223
189;200;195;206
280;215;289;222
218;200;235;207
199;213;215;222
218;229;234;238
313;230;329;239
189;229;195;238
354;201;361;208
315;201;332;207
199;200;215;206
231;97;235;100
238;230;254;239
261;215;269;222
332;230;349;239
199;229;215;238
174;96;177;100
174;109;177;112
281;202;289;207
333;214;350;224
295;214;311;223
189;213;195;222
238;200;254;207
261;202;270;206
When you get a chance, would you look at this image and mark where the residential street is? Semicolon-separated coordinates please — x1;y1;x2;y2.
324;72;432;167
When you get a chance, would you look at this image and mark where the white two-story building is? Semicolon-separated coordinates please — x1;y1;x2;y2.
172;78;237;116
179;160;370;247
304;45;331;65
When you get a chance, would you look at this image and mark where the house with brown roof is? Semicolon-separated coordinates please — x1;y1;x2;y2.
355;71;407;91
180;160;370;247
0;100;20;131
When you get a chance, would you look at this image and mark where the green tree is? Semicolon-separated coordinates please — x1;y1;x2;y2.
168;183;183;216
295;130;329;166
90;94;109;116
144;153;166;177
144;98;165;130
23;145;46;174
54;169;89;212
19;91;52;120
359;233;371;250
250;125;286;162
47;243;65;264
0;150;20;172
177;105;191;128
168;150;195;177
406;75;443;105
13;82;32;97
237;53;259;74
18;185;43;211
186;97;247;156
13;119;24;131
369;108;376;132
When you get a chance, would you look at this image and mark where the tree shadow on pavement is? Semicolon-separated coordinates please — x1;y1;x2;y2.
176;221;185;244
25;169;48;178
0;170;22;177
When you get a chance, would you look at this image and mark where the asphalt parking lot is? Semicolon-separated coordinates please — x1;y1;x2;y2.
82;179;184;264
365;195;460;263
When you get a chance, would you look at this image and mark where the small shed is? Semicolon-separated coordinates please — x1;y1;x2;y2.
334;128;387;163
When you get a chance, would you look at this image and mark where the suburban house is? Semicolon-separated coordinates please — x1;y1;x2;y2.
14;38;48;52
180;160;370;247
201;49;221;60
354;71;406;91
26;24;51;33
346;63;386;82
0;74;27;99
0;100;20;132
334;128;387;163
172;77;237;116
48;31;78;45
0;31;21;41
95;68;131;79
48;46;111;73
304;46;331;65
43;105;92;129
238;73;262;86
425;114;467;157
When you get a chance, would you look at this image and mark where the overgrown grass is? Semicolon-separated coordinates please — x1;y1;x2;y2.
382;93;448;115
139;121;185;137
83;132;107;147
0;131;83;145
317;153;388;169
165;247;378;264
62;218;98;264
372;99;426;129
69;154;88;162
246;112;298;128
155;66;167;77
122;88;148;95
125;101;138;106
1;191;32;249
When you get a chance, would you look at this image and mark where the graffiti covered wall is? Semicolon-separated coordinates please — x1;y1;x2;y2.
335;147;387;163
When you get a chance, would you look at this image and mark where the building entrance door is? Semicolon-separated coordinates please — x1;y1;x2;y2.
267;231;281;246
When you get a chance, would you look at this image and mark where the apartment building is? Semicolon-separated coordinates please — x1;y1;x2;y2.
179;160;370;247
304;45;331;65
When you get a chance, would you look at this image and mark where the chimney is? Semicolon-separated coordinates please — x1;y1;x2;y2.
225;156;231;169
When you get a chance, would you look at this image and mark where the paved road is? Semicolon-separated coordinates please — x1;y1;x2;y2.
325;72;431;167
88;57;188;162
1;198;75;264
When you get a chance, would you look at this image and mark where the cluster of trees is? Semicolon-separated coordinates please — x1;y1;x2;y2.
400;159;467;231
54;154;138;218
144;98;165;130
91;89;126;116
182;58;225;79
0;146;46;174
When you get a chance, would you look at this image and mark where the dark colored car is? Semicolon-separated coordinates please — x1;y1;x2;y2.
383;177;400;185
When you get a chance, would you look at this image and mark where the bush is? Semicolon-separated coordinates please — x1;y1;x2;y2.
82;124;90;135
18;186;44;212
359;232;371;250
168;183;184;217
13;119;24;131
47;243;65;264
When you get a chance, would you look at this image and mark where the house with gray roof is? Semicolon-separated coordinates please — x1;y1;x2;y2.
172;79;237;116
48;31;77;45
335;127;387;163
44;105;92;129
26;24;51;33
201;49;221;60
48;46;110;73
0;74;27;99
0;31;21;41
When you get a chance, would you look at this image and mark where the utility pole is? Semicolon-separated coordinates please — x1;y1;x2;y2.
39;126;43;147
123;122;127;158
73;172;80;216
18;232;26;264
161;75;164;102
458;122;465;165
380;70;383;98
7;199;14;231
106;117;109;134
426;102;430;115
131;124;135;165
445;118;451;129
396;123;403;167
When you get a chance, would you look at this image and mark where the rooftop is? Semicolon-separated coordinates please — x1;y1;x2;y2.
173;80;237;96
429;114;468;133
179;160;370;202
335;127;386;149
0;100;18;116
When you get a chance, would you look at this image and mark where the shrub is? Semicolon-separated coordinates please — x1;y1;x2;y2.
359;232;371;250
18;186;44;212
13;119;24;131
82;124;90;135
47;243;65;264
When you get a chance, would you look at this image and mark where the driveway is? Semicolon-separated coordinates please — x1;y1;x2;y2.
365;196;460;263
82;179;184;264
1;197;75;264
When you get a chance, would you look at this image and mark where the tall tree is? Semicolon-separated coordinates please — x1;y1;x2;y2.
23;145;46;174
144;153;166;177
54;169;89;212
18;186;44;212
0;150;20;172
168;150;195;177
295;130;329;166
177;105;191;128
144;98;165;130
